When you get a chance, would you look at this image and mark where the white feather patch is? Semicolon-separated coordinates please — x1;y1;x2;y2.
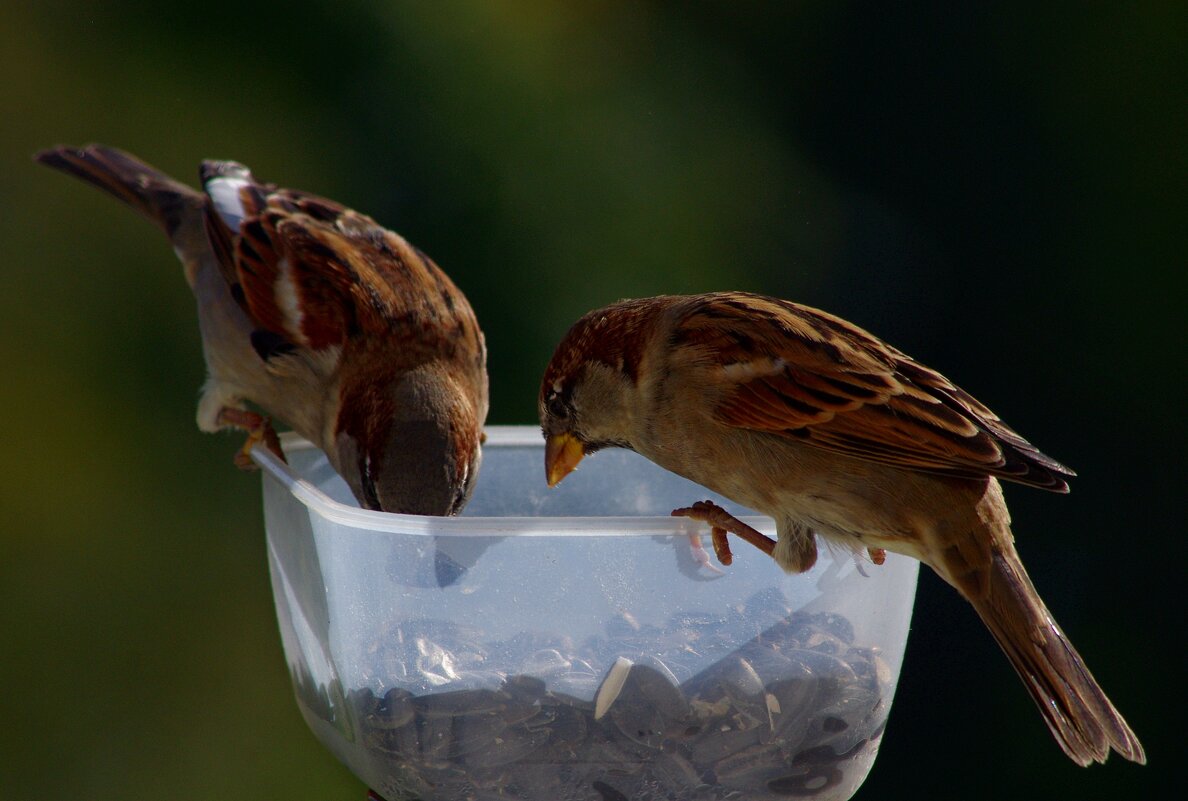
274;257;305;342
206;175;250;230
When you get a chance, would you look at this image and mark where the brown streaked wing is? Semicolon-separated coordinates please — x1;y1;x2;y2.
215;178;479;359
675;292;1074;491
329;212;479;350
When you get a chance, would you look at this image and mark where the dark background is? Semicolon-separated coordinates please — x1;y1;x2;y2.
2;1;1181;799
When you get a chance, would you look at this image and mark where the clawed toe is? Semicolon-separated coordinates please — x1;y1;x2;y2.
672;499;777;563
216;407;287;469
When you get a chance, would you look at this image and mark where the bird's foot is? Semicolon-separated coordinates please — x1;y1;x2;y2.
672;500;776;563
216;406;287;470
852;546;887;577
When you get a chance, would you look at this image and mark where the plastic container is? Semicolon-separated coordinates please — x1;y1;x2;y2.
254;426;919;801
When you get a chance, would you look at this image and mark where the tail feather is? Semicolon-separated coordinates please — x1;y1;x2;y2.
971;549;1146;765
34;144;203;239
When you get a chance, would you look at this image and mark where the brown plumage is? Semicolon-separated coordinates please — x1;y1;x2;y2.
540;291;1144;767
38;144;488;515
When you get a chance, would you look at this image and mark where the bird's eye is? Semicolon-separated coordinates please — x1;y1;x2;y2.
546;393;569;420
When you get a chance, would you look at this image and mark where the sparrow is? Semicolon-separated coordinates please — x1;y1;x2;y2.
37;144;488;516
539;291;1145;767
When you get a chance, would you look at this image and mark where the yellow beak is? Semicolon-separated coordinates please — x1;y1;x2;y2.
545;432;586;487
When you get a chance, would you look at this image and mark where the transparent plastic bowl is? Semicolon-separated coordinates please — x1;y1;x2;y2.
254;426;919;801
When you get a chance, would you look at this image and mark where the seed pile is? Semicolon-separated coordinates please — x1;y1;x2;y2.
297;592;892;801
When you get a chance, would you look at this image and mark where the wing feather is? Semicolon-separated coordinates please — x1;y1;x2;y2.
198;172;480;366
674;292;1074;491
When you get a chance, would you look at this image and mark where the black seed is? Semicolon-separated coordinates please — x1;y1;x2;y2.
592;780;630;801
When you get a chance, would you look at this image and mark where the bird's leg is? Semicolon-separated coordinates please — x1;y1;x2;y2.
672;500;776;563
711;528;733;565
215;406;287;469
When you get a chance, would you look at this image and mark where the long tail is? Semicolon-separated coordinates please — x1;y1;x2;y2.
34;144;203;240
965;545;1145;765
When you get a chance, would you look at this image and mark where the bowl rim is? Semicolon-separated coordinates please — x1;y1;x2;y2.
251;425;776;538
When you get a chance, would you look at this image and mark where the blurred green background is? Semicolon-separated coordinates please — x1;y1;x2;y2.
1;1;1181;799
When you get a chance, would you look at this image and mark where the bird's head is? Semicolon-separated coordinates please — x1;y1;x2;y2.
334;361;487;515
539;297;668;487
